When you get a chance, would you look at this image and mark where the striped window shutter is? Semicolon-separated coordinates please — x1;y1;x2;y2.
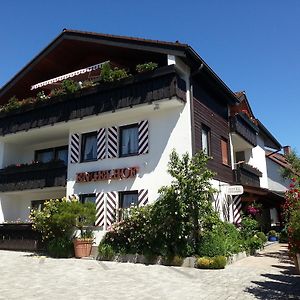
138;120;149;155
138;189;148;206
232;195;242;224
97;128;106;160
70;133;80;163
95;192;105;227
107;126;118;158
106;191;117;227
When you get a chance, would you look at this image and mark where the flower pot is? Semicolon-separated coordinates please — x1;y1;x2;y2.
268;236;278;242
73;239;93;258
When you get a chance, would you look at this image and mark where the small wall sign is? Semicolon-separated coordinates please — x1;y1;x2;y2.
76;166;139;183
226;185;244;195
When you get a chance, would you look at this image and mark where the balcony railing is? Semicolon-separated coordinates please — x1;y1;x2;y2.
233;162;262;187
0;223;43;251
230;112;258;146
0;160;67;192
0;65;186;136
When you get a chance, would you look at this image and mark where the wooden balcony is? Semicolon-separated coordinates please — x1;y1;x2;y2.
0;65;186;136
0;160;67;192
230;113;258;146
233;162;262;187
0;223;43;251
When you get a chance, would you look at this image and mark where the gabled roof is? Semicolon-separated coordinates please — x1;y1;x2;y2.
0;29;239;105
266;150;290;170
234;90;255;118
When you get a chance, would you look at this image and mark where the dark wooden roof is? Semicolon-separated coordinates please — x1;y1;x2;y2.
0;29;239;106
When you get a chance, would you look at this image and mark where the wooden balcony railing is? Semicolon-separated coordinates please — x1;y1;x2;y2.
0;223;43;251
0;65;186;136
233;162;262;187
0;160;67;192
230;113;258;146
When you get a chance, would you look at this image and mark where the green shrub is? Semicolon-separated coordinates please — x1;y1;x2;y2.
136;62;158;73
98;243;116;261
2;96;21;112
61;79;80;94
163;255;184;266
47;237;74;258
279;227;288;243
198;231;227;257
195;256;226;269
257;231;267;244
268;230;278;237
211;256;227;269
100;62;129;82
240;216;259;239
36;91;49;102
246;236;264;254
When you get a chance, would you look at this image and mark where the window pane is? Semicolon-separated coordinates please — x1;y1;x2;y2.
57;148;68;165
121;193;138;209
82;133;97;161
121;126;138;156
202;128;209;155
37;150;54;163
221;139;229;165
81;195;96;204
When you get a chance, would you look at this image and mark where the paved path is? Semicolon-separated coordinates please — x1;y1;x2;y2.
0;243;299;300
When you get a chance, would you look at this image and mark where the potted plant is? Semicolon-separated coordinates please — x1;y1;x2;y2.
72;201;96;258
268;230;278;242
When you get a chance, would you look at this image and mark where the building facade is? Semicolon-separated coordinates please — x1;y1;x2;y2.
0;30;288;248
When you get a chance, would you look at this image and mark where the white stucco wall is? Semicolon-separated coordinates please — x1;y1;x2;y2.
246;136;268;188
0;188;66;223
67;98;192;203
266;158;290;192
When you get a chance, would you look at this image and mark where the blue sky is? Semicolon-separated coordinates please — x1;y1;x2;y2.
1;1;299;151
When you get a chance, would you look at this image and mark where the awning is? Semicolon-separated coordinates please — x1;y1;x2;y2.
30;61;109;90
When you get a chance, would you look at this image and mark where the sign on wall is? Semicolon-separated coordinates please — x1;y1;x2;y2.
226;185;244;195
76;166;139;183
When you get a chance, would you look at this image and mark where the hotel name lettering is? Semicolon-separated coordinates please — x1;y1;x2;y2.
76;167;139;183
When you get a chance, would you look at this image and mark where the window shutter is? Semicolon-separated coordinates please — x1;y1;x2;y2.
97;128;106;160
138;120;149;155
138;189;148;206
232;195;242;224
106;191;117;227
95;192;105;227
107;126;118;158
70;133;80;163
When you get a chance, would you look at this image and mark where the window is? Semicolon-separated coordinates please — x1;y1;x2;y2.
119;191;138;220
235;151;245;163
31;200;45;211
120;124;139;157
221;138;230;166
35;146;68;164
201;125;211;155
81;132;97;162
80;194;96;204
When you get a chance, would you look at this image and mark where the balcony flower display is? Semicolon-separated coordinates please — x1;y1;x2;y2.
246;202;262;216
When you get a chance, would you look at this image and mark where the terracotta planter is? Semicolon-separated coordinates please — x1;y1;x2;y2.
73;239;93;258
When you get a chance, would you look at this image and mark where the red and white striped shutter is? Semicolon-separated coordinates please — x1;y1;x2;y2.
106;191;117;227
70;133;80;163
97;128;106;160
138;189;148;206
232;195;242;224
95;192;105;227
107;126;118;158
138;120;149;155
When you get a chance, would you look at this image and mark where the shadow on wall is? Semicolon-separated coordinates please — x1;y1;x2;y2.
245;246;300;300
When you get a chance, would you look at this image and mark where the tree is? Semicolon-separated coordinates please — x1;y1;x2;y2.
161;150;216;252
